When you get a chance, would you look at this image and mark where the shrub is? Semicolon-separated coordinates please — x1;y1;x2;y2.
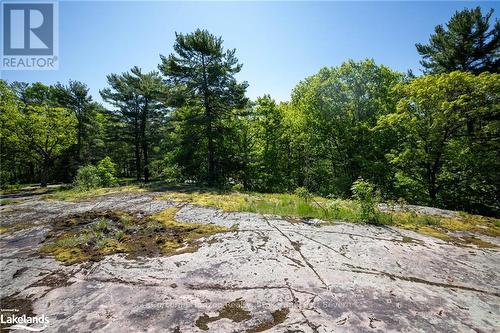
73;165;101;190
0;170;14;189
351;178;378;224
97;156;117;187
73;157;117;190
327;199;341;218
294;187;312;201
232;183;244;192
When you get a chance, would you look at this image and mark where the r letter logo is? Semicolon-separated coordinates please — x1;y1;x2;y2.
1;1;58;70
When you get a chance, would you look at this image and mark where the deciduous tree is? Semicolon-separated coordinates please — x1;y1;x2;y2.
1;82;77;186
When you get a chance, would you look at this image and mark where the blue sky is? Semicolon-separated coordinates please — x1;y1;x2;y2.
2;1;499;103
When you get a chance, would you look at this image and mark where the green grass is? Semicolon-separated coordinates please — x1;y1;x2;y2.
0;198;21;205
0;183;33;193
157;190;361;222
240;194;359;221
42;185;146;201
54;233;90;248
32;182;499;247
156;187;499;246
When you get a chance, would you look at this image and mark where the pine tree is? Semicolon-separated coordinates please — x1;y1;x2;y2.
416;7;499;74
159;29;248;185
53;81;99;166
101;67;165;182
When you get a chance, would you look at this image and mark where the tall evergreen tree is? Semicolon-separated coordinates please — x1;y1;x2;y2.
416;7;499;74
159;29;248;185
101;72;141;180
53;81;101;167
101;67;165;182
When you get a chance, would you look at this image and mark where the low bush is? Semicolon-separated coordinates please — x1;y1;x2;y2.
351;178;379;224
294;187;312;201
73;157;117;190
97;156;117;187
232;183;244;192
73;165;101;190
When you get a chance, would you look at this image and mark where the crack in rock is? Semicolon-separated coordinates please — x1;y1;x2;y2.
262;216;328;289
339;264;499;297
291;230;351;260
285;281;321;333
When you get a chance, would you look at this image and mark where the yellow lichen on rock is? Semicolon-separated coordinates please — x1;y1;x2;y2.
150;207;231;243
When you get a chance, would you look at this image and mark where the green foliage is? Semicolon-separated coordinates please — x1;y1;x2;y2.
73;165;101;190
55;233;90;248
101;67;166;182
351;179;378;224
252;95;286;191
294;187;312;201
288;59;403;196
53;80;102;167
159;29;248;185
379;71;499;214
97;156;117;187
0;81;77;187
114;230;126;241
93;218;110;232
416;7;499;74
73;157;117;190
231;183;244;192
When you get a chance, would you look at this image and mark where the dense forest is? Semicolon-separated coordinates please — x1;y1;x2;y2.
1;7;499;216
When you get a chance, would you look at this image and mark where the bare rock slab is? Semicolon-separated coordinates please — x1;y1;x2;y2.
1;192;498;332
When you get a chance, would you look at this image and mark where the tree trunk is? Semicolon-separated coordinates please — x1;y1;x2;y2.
207;120;215;185
28;162;35;183
428;180;437;203
134;119;141;181
427;163;438;203
142;139;149;182
141;100;149;183
242;131;250;189
201;55;216;186
76;120;82;164
428;149;443;204
40;157;50;187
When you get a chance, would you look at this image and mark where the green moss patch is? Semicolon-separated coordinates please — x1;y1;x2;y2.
0;221;39;235
247;308;289;333
194;299;289;332
0;198;22;205
393;225;497;248
195;298;252;331
40;208;233;265
156;190;359;222
458;236;497;248
0;226;10;234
